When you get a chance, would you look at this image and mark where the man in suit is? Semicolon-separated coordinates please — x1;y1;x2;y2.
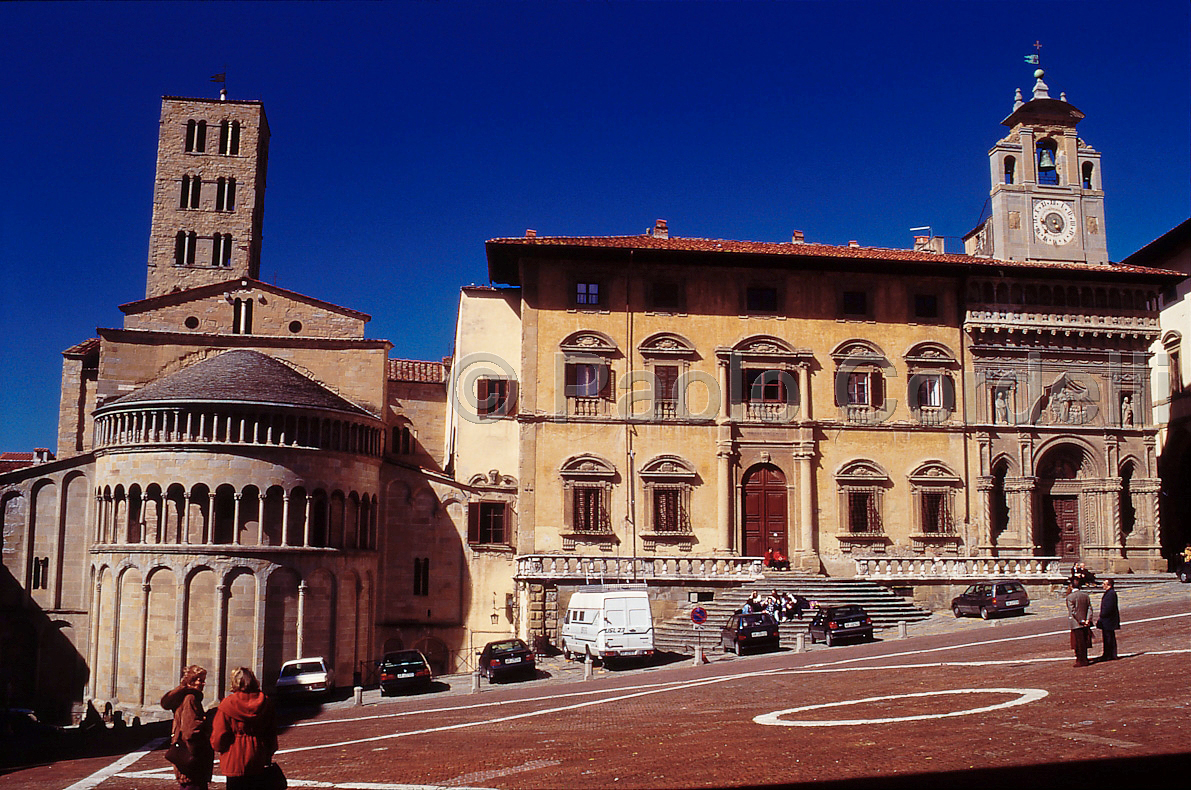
1096;578;1120;661
1065;582;1093;667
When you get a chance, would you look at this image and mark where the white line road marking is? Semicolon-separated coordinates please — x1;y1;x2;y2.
62;736;165;790
753;688;1049;727
1012;723;1142;748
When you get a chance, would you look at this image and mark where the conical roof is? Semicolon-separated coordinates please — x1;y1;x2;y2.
106;350;373;416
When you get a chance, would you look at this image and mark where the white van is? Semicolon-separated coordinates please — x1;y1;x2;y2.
560;586;654;664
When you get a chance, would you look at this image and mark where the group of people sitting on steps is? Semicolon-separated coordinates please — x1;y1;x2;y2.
742;590;811;622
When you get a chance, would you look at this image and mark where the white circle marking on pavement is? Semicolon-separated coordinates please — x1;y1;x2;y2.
754;687;1048;727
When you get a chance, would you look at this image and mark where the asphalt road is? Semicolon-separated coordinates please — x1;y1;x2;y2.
7;585;1190;790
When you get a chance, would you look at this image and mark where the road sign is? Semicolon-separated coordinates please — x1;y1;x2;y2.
691;606;708;625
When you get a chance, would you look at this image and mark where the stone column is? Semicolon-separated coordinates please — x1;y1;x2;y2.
1003;477;1036;551
214;583;228;696
87;575;101;700
798;365;810;421
281;494;291;547
303;495;313;547
975;476;995;551
257;492;266;546
182;493;192;545
232;493;243;545
796;444;814;556
138;582;151;708
296;581;309;658
207;492;216;544
716;439;733;552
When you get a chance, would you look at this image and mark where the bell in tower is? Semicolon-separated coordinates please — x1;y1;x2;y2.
963;65;1108;266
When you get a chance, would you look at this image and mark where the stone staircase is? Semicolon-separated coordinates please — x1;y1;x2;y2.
653;571;931;655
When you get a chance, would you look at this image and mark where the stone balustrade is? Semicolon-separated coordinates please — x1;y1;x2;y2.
854;555;1062;580
516;553;765;582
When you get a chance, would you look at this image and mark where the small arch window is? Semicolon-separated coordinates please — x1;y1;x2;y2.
174;231;197;266
179;175;201;209
215;177;236;211
1003;155;1016;184
212;233;233;267
1036;138;1058;185
185;120;207;153
219;120;242;156
1082;161;1095;190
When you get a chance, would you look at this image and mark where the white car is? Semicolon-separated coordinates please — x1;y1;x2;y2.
275;657;335;701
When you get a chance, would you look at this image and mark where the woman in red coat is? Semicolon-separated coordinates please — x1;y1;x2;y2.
161;664;214;790
210;667;278;790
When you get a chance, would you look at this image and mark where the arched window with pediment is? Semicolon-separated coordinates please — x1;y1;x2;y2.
638;456;698;545
638;333;697;421
908;461;961;538
904;342;957;426
835;460;890;538
560;331;618;418
831;340;891;425
559;454;616;540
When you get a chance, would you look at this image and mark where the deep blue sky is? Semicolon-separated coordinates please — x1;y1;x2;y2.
1;1;1188;451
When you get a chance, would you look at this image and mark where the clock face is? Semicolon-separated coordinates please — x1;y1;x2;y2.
1033;200;1077;246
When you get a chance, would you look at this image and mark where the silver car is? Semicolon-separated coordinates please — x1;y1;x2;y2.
275;657;335;700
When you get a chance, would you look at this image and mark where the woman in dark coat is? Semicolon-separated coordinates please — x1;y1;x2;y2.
160;664;214;790
210;667;278;790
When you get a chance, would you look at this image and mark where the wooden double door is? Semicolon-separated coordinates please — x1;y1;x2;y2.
743;464;788;557
1044;495;1081;560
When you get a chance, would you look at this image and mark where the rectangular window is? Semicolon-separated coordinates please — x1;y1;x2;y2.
566;362;612;399
575;282;601;306
412;557;430;596
654;365;679;418
917;375;942;408
1172;350;1183;394
653;488;684;533
848;491;879;533
746;286;779;313
477;378;512;418
842;290;868;317
468;502;507;544
572;487;605;532
745;369;789;403
847;372;870;406
914;294;939;319
649;281;682;311
921;492;947;533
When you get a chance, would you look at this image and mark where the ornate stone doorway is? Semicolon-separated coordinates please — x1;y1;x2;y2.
742;464;788;557
1037;446;1086;560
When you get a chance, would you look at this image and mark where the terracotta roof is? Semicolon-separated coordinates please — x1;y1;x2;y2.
104;350;374;416
63;338;100;357
486;234;1183;284
0;450;54;473
388;358;448;384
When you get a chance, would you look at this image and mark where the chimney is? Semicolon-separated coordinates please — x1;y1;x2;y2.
848;240;860;248
34;448;52;464
525;229;536;238
791;230;805;244
648;219;669;239
913;235;945;254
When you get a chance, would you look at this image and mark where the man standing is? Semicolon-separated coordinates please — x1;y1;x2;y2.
1065;582;1093;667
1096;578;1120;661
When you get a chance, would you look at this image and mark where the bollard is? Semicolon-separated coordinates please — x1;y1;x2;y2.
796;633;806;653
693;643;704;667
354;686;363;706
898;620;908;639
583;656;592;681
471;671;481;693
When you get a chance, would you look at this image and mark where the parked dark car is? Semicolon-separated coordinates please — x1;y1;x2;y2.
274;657;335;701
951;580;1030;619
807;605;874;646
720;612;781;655
478;638;536;682
377;650;433;696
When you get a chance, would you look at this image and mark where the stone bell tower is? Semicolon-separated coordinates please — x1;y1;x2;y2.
965;68;1107;265
144;94;270;298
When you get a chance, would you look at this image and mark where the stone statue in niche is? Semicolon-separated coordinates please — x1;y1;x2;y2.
994;391;1008;424
1121;395;1133;426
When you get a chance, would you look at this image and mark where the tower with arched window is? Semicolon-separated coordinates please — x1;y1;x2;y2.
965;67;1107;266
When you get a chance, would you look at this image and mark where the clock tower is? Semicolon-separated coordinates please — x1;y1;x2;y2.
964;68;1107;265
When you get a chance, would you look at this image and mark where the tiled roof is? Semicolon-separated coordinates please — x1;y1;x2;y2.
486;234;1183;278
388;358;448;384
106;350;373;416
63;338;100;357
0;451;54;473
